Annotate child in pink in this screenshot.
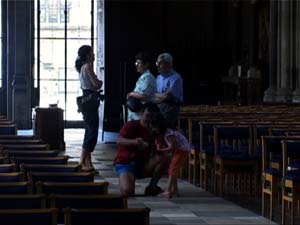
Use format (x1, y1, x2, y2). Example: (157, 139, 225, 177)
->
(150, 113, 191, 198)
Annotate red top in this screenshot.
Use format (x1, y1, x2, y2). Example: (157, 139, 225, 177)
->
(114, 120, 154, 164)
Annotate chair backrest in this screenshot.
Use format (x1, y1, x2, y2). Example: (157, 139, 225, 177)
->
(0, 135, 36, 140)
(0, 156, 9, 164)
(50, 194, 127, 209)
(214, 125, 253, 155)
(0, 194, 46, 209)
(261, 136, 300, 171)
(51, 194, 127, 224)
(0, 164, 17, 173)
(20, 164, 81, 174)
(0, 172, 25, 182)
(0, 124, 17, 135)
(13, 156, 69, 165)
(282, 140, 300, 175)
(0, 182, 32, 194)
(0, 208, 57, 225)
(64, 208, 150, 225)
(0, 139, 44, 145)
(6, 151, 58, 158)
(29, 172, 94, 184)
(2, 144, 49, 151)
(199, 122, 215, 151)
(36, 181, 109, 195)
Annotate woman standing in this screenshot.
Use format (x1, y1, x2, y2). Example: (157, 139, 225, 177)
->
(127, 52, 156, 121)
(75, 45, 103, 171)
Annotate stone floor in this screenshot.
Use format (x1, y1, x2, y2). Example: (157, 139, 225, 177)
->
(19, 129, 278, 225)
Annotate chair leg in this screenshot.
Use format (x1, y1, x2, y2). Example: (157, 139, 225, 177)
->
(262, 190, 265, 217)
(219, 166, 224, 196)
(291, 199, 295, 225)
(193, 163, 196, 185)
(282, 197, 285, 225)
(188, 163, 192, 183)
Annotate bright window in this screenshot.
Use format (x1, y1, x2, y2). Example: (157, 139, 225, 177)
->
(34, 0, 103, 122)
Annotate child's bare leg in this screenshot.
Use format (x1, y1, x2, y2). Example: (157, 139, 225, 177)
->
(167, 176, 173, 192)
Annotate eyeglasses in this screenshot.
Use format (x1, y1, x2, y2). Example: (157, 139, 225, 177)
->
(156, 61, 164, 67)
(135, 61, 143, 66)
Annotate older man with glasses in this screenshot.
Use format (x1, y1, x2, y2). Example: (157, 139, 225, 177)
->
(154, 53, 183, 129)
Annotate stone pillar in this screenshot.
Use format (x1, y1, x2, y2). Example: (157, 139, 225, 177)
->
(6, 0, 15, 120)
(263, 0, 277, 102)
(275, 1, 293, 102)
(8, 0, 33, 128)
(0, 1, 8, 117)
(292, 2, 300, 102)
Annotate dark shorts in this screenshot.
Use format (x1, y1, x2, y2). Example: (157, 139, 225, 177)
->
(114, 162, 145, 179)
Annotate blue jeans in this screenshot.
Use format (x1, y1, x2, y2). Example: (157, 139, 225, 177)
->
(82, 90, 100, 152)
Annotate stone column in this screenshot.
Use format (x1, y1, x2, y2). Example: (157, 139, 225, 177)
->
(0, 0, 8, 117)
(6, 0, 15, 120)
(275, 0, 293, 102)
(9, 0, 33, 128)
(263, 0, 277, 102)
(292, 2, 300, 102)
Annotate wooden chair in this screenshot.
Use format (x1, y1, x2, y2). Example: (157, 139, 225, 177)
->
(0, 164, 17, 173)
(12, 156, 69, 165)
(0, 156, 9, 164)
(0, 139, 44, 145)
(0, 172, 25, 182)
(0, 135, 36, 140)
(5, 150, 59, 158)
(20, 164, 81, 174)
(198, 122, 216, 190)
(50, 194, 127, 209)
(281, 140, 300, 225)
(261, 136, 300, 220)
(29, 172, 94, 184)
(2, 144, 49, 151)
(36, 181, 109, 195)
(213, 125, 257, 197)
(188, 149, 199, 185)
(50, 194, 127, 224)
(0, 208, 58, 225)
(0, 182, 32, 194)
(0, 194, 46, 209)
(64, 208, 150, 225)
(0, 124, 17, 135)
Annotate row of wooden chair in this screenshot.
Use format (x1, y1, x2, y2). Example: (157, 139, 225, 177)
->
(261, 136, 300, 225)
(179, 105, 300, 225)
(0, 116, 152, 225)
(0, 181, 109, 195)
(0, 207, 151, 225)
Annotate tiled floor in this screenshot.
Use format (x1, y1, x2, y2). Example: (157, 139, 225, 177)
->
(19, 129, 278, 225)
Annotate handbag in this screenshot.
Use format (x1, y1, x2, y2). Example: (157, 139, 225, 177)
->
(76, 93, 98, 113)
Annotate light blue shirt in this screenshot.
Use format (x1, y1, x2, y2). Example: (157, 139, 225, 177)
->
(133, 69, 156, 102)
(127, 70, 156, 121)
(156, 69, 183, 103)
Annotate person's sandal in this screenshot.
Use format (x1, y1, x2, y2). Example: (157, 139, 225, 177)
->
(158, 191, 180, 198)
